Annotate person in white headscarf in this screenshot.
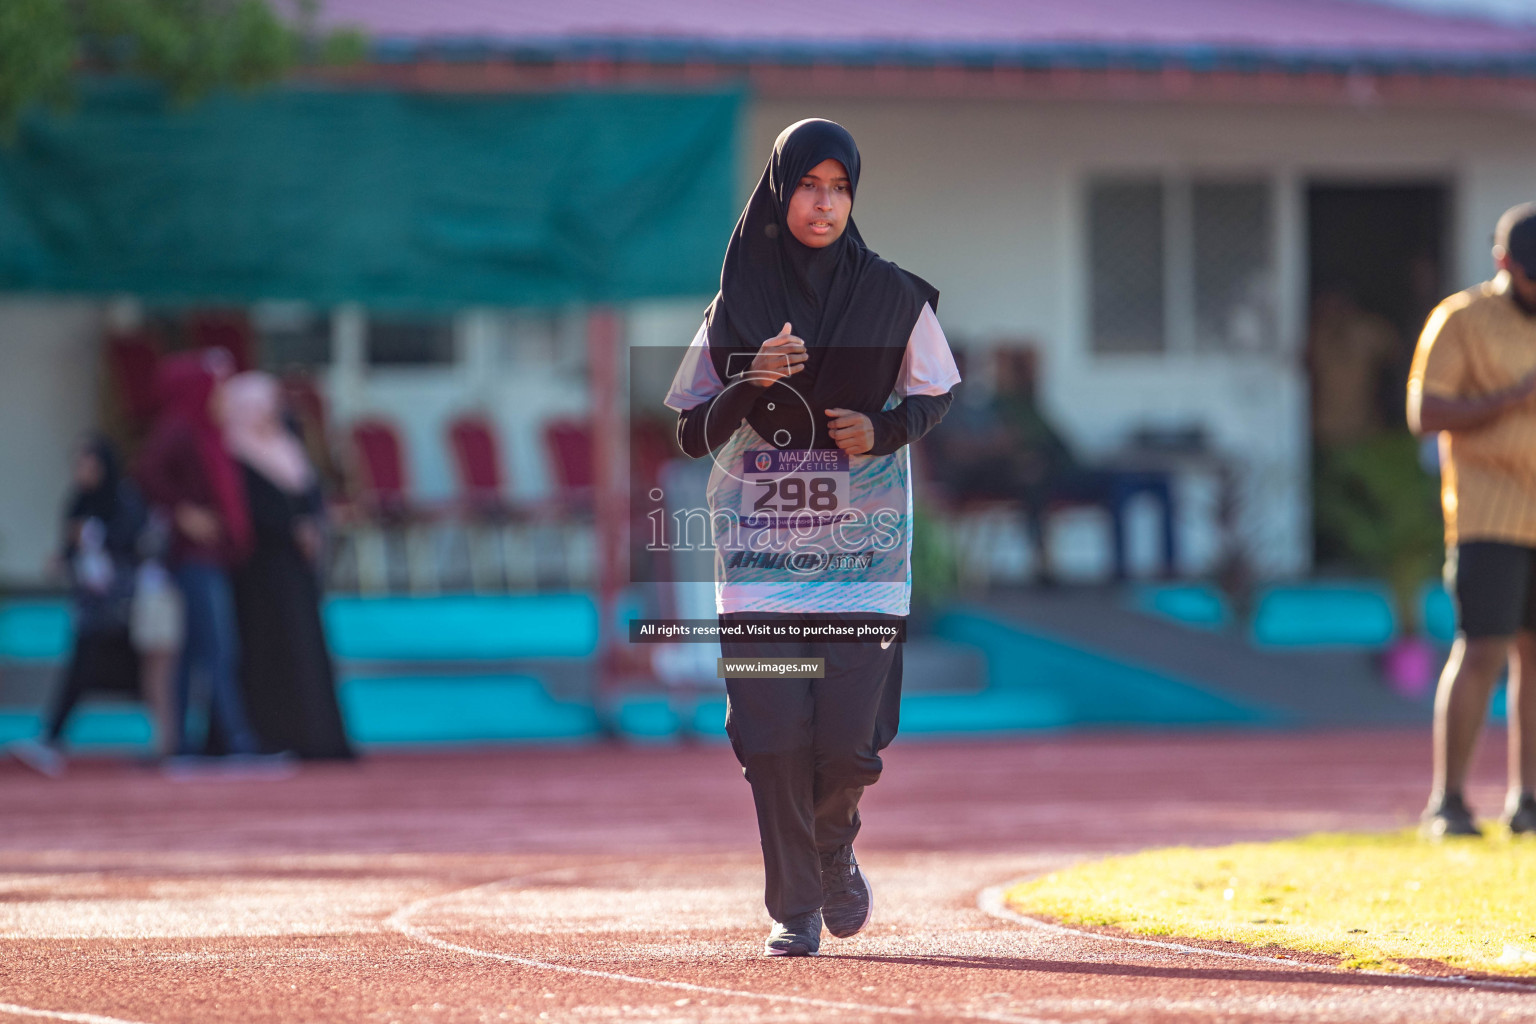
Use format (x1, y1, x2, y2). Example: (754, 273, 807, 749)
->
(224, 372, 354, 760)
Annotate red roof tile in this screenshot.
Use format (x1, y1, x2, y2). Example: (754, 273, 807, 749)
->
(313, 0, 1536, 64)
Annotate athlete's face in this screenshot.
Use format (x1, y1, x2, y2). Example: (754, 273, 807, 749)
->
(785, 158, 851, 249)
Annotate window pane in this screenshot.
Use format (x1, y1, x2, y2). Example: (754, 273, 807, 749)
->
(367, 315, 455, 366)
(493, 309, 563, 364)
(1192, 181, 1273, 352)
(254, 304, 332, 369)
(1089, 180, 1165, 354)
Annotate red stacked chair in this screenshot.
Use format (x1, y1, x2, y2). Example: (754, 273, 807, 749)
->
(542, 418, 595, 517)
(350, 420, 411, 522)
(446, 414, 534, 591)
(541, 419, 598, 586)
(347, 418, 440, 593)
(447, 415, 508, 519)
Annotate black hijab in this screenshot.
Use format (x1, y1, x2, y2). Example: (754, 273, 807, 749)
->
(705, 119, 938, 451)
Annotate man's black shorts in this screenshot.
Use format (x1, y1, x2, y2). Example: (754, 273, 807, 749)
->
(1447, 541, 1536, 638)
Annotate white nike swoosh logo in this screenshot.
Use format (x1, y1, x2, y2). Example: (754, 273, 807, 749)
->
(880, 636, 894, 649)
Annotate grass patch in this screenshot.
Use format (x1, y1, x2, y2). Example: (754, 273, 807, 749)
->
(1006, 830, 1536, 976)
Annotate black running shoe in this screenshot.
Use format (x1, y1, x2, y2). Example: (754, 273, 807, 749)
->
(1504, 792, 1536, 834)
(764, 911, 822, 957)
(820, 845, 873, 938)
(1422, 791, 1482, 838)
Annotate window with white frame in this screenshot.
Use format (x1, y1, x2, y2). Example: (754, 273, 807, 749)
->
(490, 309, 566, 365)
(253, 303, 332, 369)
(1088, 175, 1275, 355)
(1088, 180, 1165, 354)
(489, 307, 589, 380)
(1191, 181, 1274, 352)
(365, 314, 457, 366)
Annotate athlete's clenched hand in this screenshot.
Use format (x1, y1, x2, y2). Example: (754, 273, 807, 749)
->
(824, 407, 874, 455)
(748, 323, 807, 387)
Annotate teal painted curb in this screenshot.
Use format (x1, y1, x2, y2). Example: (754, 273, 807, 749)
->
(0, 602, 73, 662)
(1132, 584, 1231, 632)
(339, 675, 600, 746)
(1251, 583, 1397, 649)
(326, 594, 599, 660)
(1421, 583, 1455, 645)
(937, 607, 1282, 727)
(612, 697, 684, 744)
(0, 594, 603, 663)
(0, 708, 151, 749)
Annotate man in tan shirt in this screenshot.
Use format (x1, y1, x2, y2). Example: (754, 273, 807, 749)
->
(1407, 202, 1536, 837)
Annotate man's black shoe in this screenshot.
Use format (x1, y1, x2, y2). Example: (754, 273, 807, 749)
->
(1504, 792, 1536, 834)
(820, 845, 873, 939)
(1422, 791, 1482, 838)
(764, 911, 822, 956)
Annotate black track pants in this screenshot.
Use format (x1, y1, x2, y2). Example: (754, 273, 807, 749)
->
(720, 612, 903, 922)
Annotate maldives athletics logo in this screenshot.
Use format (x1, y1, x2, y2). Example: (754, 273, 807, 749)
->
(754, 451, 774, 473)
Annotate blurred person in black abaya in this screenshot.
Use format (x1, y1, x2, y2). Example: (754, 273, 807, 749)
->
(8, 436, 148, 776)
(222, 372, 354, 760)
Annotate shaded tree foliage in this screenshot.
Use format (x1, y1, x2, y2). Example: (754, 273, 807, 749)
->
(0, 0, 365, 132)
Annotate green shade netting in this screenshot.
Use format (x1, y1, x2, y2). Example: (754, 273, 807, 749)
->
(0, 84, 739, 308)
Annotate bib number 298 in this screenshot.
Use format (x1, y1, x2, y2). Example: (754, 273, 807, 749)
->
(739, 450, 850, 522)
(753, 476, 839, 512)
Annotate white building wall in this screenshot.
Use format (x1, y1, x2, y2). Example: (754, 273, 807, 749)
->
(1460, 150, 1536, 291)
(0, 300, 103, 584)
(750, 98, 1536, 576)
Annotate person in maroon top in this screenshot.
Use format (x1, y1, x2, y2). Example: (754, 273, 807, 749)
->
(136, 351, 262, 757)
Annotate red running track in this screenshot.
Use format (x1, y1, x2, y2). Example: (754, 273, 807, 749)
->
(0, 729, 1531, 1023)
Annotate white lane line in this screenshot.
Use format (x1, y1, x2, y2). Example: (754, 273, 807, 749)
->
(0, 1004, 156, 1024)
(978, 880, 1536, 995)
(385, 873, 1065, 1024)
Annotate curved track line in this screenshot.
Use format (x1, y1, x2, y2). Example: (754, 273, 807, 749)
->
(0, 1003, 156, 1024)
(384, 872, 1062, 1024)
(977, 880, 1536, 995)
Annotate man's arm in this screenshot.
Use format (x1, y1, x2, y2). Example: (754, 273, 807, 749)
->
(1402, 297, 1534, 435)
(1409, 373, 1536, 435)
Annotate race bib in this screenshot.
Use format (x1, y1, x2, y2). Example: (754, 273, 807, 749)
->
(739, 449, 852, 527)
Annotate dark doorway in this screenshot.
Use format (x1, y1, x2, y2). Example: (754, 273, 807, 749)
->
(1308, 183, 1448, 346)
(1306, 182, 1449, 567)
